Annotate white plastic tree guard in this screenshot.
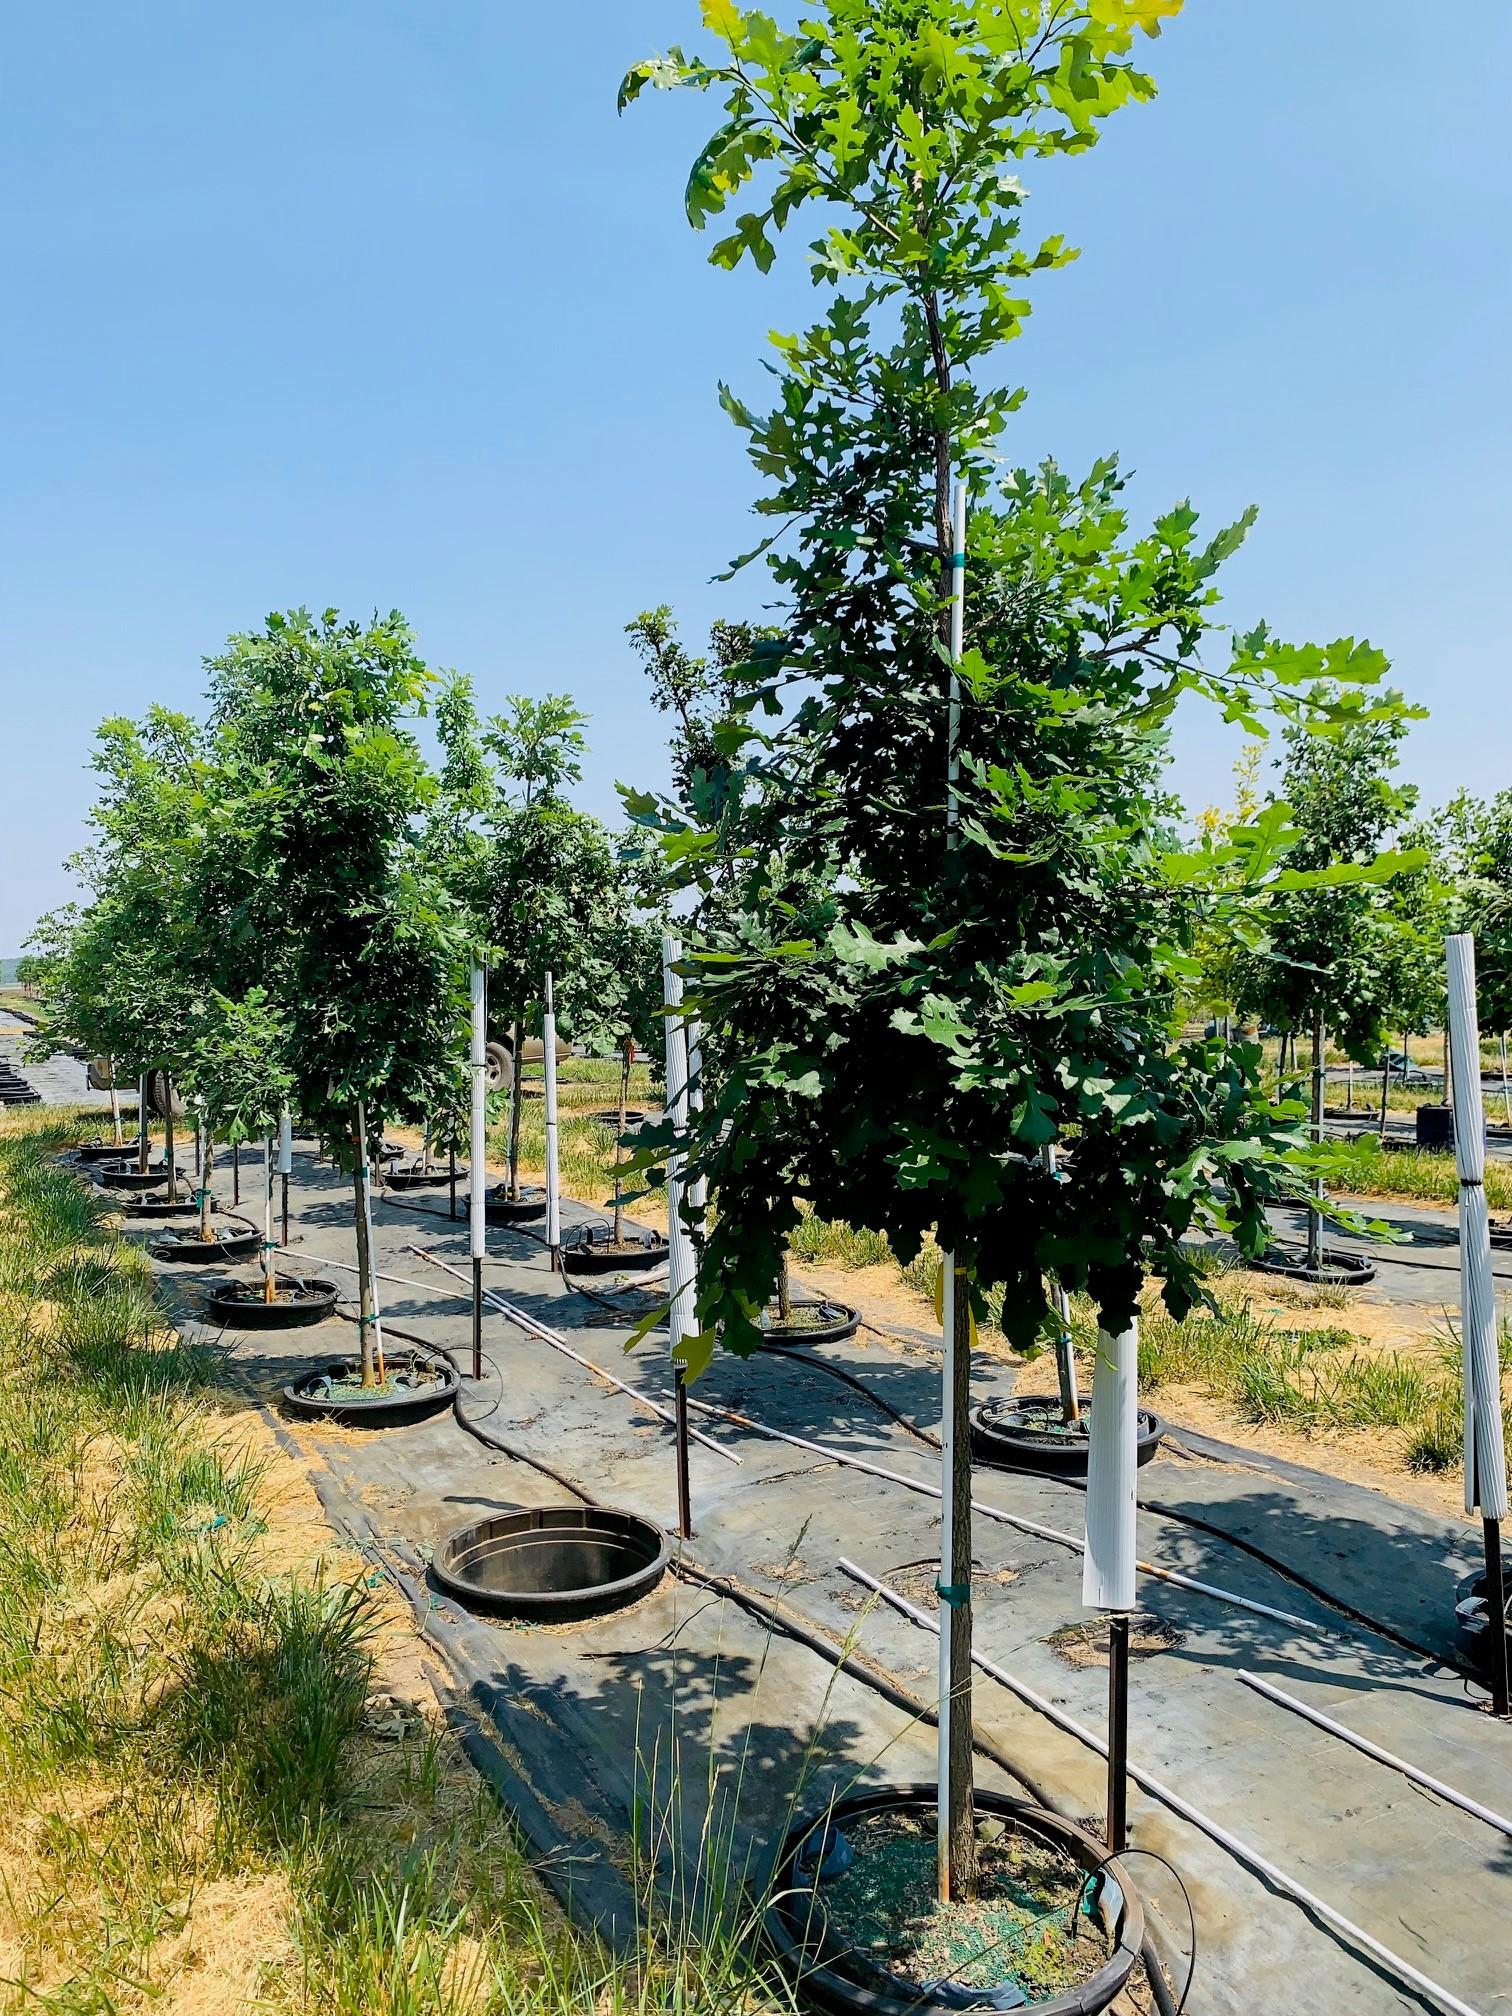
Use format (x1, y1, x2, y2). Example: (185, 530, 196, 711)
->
(1083, 1322, 1140, 1612)
(1446, 936, 1509, 1523)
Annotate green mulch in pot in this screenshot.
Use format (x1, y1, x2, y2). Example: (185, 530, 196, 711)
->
(817, 1809, 1109, 1999)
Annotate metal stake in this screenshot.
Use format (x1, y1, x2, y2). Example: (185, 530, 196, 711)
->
(675, 1365, 694, 1539)
(1484, 1514, 1510, 1718)
(1107, 1612, 1131, 1853)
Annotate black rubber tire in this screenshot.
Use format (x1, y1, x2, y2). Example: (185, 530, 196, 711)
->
(204, 1279, 339, 1329)
(971, 1396, 1165, 1477)
(146, 1069, 186, 1121)
(764, 1782, 1143, 2016)
(281, 1350, 459, 1427)
(759, 1300, 863, 1348)
(1456, 1570, 1511, 1678)
(150, 1229, 262, 1264)
(485, 1187, 546, 1226)
(433, 1504, 670, 1623)
(1251, 1245, 1377, 1287)
(563, 1233, 670, 1276)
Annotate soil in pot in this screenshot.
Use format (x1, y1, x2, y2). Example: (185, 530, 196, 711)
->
(150, 1229, 261, 1264)
(381, 1163, 447, 1191)
(972, 1396, 1164, 1476)
(759, 1299, 861, 1347)
(283, 1350, 458, 1427)
(204, 1277, 339, 1329)
(564, 1229, 670, 1276)
(485, 1185, 546, 1225)
(805, 1808, 1110, 2005)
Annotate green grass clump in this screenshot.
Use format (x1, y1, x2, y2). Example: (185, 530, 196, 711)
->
(0, 1108, 795, 2014)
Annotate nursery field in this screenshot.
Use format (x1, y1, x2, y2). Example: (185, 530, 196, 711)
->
(16, 1103, 1510, 2016)
(478, 1060, 1512, 1525)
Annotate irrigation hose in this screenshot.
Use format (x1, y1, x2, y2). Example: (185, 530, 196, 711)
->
(323, 1324, 1191, 2016)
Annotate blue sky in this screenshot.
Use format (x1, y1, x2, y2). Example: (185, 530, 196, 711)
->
(4, 2, 1509, 951)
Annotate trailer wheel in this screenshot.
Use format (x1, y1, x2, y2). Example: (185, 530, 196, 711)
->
(484, 1041, 511, 1093)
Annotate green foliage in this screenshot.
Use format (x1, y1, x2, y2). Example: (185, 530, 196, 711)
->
(1234, 707, 1427, 1057)
(180, 987, 296, 1148)
(623, 3, 1416, 1374)
(204, 608, 477, 1153)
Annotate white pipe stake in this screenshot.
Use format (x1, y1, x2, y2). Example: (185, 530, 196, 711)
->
(685, 1008, 707, 1218)
(1083, 1322, 1139, 1611)
(1447, 935, 1508, 1519)
(543, 970, 561, 1258)
(842, 1561, 1489, 2016)
(469, 963, 487, 1264)
(1236, 1670, 1512, 1840)
(405, 1245, 738, 1462)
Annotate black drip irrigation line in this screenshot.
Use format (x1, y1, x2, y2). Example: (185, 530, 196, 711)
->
(327, 1304, 1182, 2014)
(820, 1321, 1482, 1684)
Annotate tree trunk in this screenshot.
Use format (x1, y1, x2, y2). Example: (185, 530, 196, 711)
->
(1306, 1012, 1325, 1273)
(1054, 1281, 1080, 1425)
(138, 1073, 150, 1172)
(939, 1258, 977, 1901)
(353, 1104, 380, 1387)
(1379, 1059, 1390, 1137)
(1443, 1026, 1453, 1110)
(108, 1058, 121, 1145)
(1502, 1033, 1510, 1128)
(164, 1082, 177, 1204)
(777, 1252, 793, 1324)
(507, 1024, 525, 1199)
(199, 1130, 215, 1242)
(263, 1136, 277, 1304)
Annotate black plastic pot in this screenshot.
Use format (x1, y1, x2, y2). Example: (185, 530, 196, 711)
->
(563, 1227, 670, 1276)
(1251, 1245, 1376, 1287)
(149, 1228, 262, 1264)
(74, 1139, 146, 1163)
(433, 1504, 669, 1623)
(485, 1185, 546, 1226)
(204, 1277, 339, 1329)
(590, 1108, 648, 1131)
(97, 1162, 186, 1192)
(971, 1395, 1165, 1478)
(282, 1349, 459, 1427)
(760, 1300, 862, 1348)
(1455, 1570, 1512, 1678)
(1417, 1103, 1456, 1150)
(118, 1194, 218, 1220)
(381, 1163, 447, 1191)
(766, 1783, 1143, 2016)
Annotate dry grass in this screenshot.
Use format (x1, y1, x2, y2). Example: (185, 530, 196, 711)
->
(0, 1107, 792, 2016)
